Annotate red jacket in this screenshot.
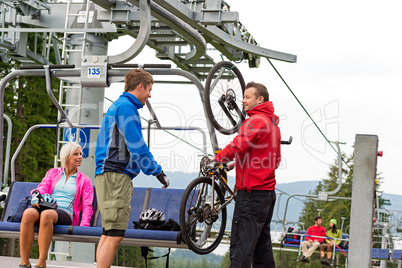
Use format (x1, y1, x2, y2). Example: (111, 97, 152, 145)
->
(306, 225, 326, 243)
(214, 101, 281, 192)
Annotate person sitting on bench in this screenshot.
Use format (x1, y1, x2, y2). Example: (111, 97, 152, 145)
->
(19, 142, 94, 268)
(320, 218, 342, 265)
(300, 216, 326, 263)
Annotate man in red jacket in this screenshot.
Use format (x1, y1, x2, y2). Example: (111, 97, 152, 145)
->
(214, 82, 281, 267)
(300, 216, 326, 263)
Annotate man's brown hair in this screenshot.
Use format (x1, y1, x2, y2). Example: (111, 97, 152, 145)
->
(246, 81, 269, 102)
(124, 69, 154, 92)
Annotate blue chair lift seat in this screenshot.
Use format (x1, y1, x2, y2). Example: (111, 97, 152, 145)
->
(0, 182, 188, 249)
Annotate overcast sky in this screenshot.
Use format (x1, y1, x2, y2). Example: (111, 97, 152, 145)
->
(107, 0, 402, 195)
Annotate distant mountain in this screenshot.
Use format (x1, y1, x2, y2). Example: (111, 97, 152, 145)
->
(382, 193, 402, 211)
(274, 181, 320, 225)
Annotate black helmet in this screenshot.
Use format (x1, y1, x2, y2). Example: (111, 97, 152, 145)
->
(140, 208, 166, 223)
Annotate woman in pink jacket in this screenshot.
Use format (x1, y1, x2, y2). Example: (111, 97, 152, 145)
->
(19, 142, 94, 268)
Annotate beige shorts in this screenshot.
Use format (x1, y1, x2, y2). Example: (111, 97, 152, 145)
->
(95, 172, 133, 231)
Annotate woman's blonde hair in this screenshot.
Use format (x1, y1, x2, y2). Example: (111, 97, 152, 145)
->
(60, 142, 82, 167)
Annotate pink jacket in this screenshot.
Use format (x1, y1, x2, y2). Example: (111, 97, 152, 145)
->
(31, 168, 94, 226)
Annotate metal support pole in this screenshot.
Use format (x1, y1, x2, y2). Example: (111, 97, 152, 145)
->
(348, 134, 379, 267)
(66, 33, 107, 180)
(341, 217, 347, 234)
(2, 114, 12, 188)
(380, 225, 387, 268)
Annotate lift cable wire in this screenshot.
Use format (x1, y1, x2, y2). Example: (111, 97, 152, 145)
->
(266, 58, 351, 169)
(145, 120, 212, 156)
(104, 97, 212, 156)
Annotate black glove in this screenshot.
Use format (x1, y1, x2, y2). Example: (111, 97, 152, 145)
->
(156, 170, 170, 188)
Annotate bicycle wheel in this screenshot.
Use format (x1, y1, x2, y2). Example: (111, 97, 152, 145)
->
(205, 61, 246, 135)
(180, 176, 227, 255)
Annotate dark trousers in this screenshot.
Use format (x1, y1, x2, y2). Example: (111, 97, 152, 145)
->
(229, 190, 276, 268)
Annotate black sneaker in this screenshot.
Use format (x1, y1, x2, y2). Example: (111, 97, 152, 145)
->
(320, 258, 331, 265)
(300, 256, 309, 263)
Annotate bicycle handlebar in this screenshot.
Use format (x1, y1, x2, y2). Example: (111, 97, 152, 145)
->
(281, 136, 293, 145)
(201, 134, 292, 175)
(225, 161, 235, 171)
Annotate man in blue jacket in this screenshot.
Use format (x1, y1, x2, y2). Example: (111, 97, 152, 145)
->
(95, 69, 170, 268)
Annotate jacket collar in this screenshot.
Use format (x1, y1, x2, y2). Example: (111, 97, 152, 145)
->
(247, 101, 280, 125)
(122, 92, 143, 109)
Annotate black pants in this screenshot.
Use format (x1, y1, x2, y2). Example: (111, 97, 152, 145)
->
(230, 190, 276, 268)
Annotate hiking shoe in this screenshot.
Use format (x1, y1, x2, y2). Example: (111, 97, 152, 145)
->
(320, 258, 331, 265)
(300, 255, 309, 263)
(19, 264, 32, 268)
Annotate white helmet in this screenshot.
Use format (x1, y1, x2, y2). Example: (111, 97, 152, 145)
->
(140, 208, 166, 223)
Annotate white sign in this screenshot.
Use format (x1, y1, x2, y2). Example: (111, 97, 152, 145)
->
(87, 67, 101, 78)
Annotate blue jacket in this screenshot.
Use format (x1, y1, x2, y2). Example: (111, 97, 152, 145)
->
(95, 92, 162, 178)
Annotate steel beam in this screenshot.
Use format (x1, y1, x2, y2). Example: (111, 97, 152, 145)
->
(153, 0, 297, 63)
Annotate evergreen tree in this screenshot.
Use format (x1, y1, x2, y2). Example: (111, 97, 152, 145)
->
(298, 151, 390, 235)
(1, 52, 59, 184)
(295, 151, 390, 266)
(115, 246, 145, 267)
(1, 32, 66, 184)
(0, 34, 62, 258)
(5, 74, 59, 182)
(219, 249, 230, 268)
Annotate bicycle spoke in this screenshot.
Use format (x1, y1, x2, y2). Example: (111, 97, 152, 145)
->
(209, 68, 226, 94)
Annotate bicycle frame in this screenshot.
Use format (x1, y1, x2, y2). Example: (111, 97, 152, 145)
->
(207, 161, 236, 214)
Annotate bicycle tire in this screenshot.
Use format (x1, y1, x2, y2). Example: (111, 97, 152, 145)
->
(205, 61, 246, 135)
(179, 176, 227, 255)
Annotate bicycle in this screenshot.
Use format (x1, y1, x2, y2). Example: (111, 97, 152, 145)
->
(179, 62, 245, 254)
(179, 136, 293, 255)
(179, 156, 235, 255)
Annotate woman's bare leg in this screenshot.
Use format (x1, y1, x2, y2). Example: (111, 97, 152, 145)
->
(36, 210, 58, 267)
(20, 208, 40, 265)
